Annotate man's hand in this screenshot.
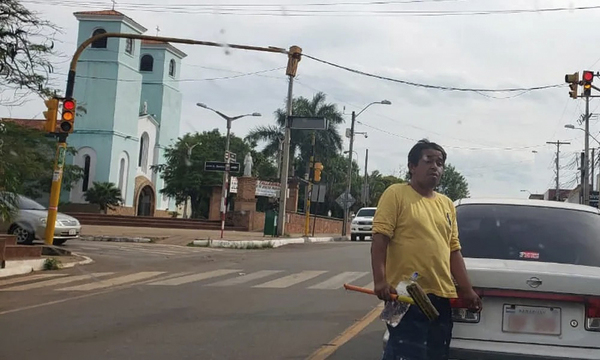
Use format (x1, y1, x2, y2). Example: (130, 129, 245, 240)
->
(374, 281, 398, 301)
(458, 287, 482, 312)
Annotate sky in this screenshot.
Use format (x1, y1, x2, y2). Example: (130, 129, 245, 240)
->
(3, 0, 600, 199)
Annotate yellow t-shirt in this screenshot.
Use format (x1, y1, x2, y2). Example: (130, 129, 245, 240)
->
(372, 183, 461, 299)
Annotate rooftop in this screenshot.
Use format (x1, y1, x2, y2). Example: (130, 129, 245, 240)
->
(73, 9, 147, 33)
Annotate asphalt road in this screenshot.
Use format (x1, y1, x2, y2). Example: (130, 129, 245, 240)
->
(0, 240, 383, 360)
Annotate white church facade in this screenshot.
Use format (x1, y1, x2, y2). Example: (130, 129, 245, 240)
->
(61, 10, 187, 216)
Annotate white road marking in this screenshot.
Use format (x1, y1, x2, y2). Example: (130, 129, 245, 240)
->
(0, 273, 114, 291)
(206, 270, 284, 287)
(56, 271, 165, 291)
(146, 269, 241, 286)
(0, 273, 66, 287)
(308, 271, 370, 290)
(253, 270, 328, 289)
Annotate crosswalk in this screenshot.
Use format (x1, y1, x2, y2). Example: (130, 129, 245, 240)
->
(0, 268, 375, 293)
(71, 241, 222, 258)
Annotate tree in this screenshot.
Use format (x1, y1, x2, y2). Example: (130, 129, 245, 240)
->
(153, 129, 277, 219)
(367, 170, 405, 206)
(83, 182, 123, 214)
(1, 0, 61, 106)
(437, 164, 470, 201)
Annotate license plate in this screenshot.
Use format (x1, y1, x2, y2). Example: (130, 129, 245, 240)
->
(502, 304, 561, 336)
(68, 229, 77, 236)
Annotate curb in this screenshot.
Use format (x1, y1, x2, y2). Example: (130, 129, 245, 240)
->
(192, 236, 347, 249)
(0, 253, 94, 279)
(80, 235, 152, 243)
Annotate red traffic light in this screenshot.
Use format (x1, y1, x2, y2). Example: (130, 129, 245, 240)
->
(63, 100, 75, 110)
(583, 71, 594, 82)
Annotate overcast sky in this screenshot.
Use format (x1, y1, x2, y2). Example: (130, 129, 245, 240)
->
(4, 0, 600, 199)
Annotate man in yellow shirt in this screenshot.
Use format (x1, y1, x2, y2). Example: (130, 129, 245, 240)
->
(371, 139, 481, 360)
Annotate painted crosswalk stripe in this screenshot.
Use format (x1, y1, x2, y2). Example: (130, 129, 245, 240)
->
(206, 270, 284, 287)
(308, 272, 369, 290)
(146, 269, 241, 286)
(0, 273, 66, 287)
(0, 273, 114, 291)
(56, 271, 165, 291)
(114, 247, 183, 256)
(253, 270, 328, 289)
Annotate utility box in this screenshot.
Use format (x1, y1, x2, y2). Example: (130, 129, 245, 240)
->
(264, 210, 278, 237)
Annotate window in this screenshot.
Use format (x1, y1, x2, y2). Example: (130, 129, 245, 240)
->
(17, 196, 46, 211)
(138, 132, 150, 172)
(125, 38, 133, 55)
(118, 158, 126, 192)
(140, 55, 153, 72)
(169, 59, 176, 77)
(82, 155, 91, 191)
(356, 208, 376, 217)
(91, 29, 107, 49)
(456, 204, 600, 268)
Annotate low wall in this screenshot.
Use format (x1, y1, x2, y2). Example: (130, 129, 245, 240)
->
(58, 204, 171, 217)
(228, 210, 348, 235)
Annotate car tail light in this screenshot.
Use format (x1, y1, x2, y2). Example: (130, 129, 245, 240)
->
(585, 298, 600, 332)
(450, 297, 480, 323)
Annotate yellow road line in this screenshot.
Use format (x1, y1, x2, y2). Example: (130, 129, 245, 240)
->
(306, 303, 384, 360)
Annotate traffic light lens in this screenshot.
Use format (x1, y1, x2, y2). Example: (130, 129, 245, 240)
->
(584, 72, 594, 81)
(63, 112, 74, 121)
(59, 122, 72, 132)
(63, 100, 75, 110)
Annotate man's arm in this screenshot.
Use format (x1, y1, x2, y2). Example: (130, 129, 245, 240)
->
(371, 233, 396, 301)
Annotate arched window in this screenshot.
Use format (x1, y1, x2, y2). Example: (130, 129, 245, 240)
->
(140, 55, 153, 72)
(169, 59, 176, 77)
(82, 155, 91, 191)
(118, 158, 126, 192)
(138, 132, 150, 172)
(125, 38, 134, 55)
(91, 29, 107, 49)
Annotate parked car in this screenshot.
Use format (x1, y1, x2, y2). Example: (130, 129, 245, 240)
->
(0, 194, 81, 245)
(351, 207, 376, 241)
(383, 198, 600, 359)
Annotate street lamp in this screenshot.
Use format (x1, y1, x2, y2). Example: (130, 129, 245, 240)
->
(196, 103, 261, 238)
(343, 100, 391, 237)
(565, 124, 600, 145)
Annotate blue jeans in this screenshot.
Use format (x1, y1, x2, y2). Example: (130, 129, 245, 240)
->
(382, 294, 453, 360)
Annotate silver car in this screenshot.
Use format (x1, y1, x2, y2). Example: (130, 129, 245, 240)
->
(1, 195, 81, 246)
(383, 198, 600, 359)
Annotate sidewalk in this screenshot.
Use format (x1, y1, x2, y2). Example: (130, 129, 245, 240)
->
(0, 254, 93, 279)
(80, 225, 347, 247)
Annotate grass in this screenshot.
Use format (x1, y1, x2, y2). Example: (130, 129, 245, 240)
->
(43, 257, 62, 271)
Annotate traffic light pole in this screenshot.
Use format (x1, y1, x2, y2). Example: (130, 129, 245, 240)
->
(44, 134, 68, 245)
(584, 95, 591, 206)
(342, 111, 356, 237)
(304, 131, 316, 237)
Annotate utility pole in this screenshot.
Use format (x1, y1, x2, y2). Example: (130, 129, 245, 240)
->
(592, 148, 596, 192)
(277, 46, 302, 237)
(362, 149, 369, 206)
(584, 95, 591, 205)
(547, 140, 570, 201)
(343, 111, 356, 237)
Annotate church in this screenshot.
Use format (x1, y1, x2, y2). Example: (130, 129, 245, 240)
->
(61, 10, 187, 217)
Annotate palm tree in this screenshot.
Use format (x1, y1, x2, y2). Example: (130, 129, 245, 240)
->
(246, 92, 344, 177)
(84, 182, 123, 214)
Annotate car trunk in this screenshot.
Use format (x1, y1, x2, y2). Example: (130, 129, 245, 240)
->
(452, 258, 600, 349)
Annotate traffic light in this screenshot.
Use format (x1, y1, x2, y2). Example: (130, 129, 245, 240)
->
(565, 72, 579, 99)
(313, 162, 323, 182)
(43, 98, 59, 133)
(58, 98, 76, 134)
(583, 70, 594, 97)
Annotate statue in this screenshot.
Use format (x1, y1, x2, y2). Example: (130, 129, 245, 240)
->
(142, 101, 148, 115)
(243, 153, 253, 177)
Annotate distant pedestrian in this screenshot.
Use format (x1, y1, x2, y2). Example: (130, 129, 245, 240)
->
(371, 139, 481, 360)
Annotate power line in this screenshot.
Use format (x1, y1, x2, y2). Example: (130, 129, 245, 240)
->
(302, 54, 562, 93)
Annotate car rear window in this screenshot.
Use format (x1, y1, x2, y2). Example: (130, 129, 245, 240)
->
(357, 209, 376, 217)
(456, 204, 600, 267)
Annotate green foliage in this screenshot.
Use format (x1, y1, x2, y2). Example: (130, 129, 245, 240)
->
(83, 182, 123, 214)
(367, 170, 405, 206)
(43, 257, 62, 270)
(437, 164, 470, 201)
(0, 121, 83, 221)
(152, 129, 277, 219)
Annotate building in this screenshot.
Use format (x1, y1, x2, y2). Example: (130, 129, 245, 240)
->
(60, 10, 187, 216)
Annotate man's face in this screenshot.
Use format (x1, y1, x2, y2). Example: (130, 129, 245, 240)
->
(409, 149, 445, 188)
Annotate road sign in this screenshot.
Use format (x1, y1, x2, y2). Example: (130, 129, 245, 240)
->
(336, 191, 355, 209)
(289, 116, 327, 130)
(204, 161, 240, 172)
(591, 191, 599, 208)
(310, 184, 327, 203)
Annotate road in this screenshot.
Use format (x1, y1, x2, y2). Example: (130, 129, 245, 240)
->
(0, 239, 384, 360)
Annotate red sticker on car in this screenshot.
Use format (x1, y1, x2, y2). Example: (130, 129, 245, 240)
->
(519, 251, 540, 259)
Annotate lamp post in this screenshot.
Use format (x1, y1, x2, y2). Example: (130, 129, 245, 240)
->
(196, 103, 261, 238)
(565, 124, 600, 203)
(342, 100, 391, 237)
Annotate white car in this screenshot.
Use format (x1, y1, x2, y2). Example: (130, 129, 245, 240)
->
(383, 198, 600, 359)
(351, 207, 376, 241)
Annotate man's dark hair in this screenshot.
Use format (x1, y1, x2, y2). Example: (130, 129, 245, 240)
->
(407, 139, 447, 178)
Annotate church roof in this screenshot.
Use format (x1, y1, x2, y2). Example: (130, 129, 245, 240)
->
(1, 118, 45, 131)
(141, 39, 187, 59)
(74, 9, 147, 33)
